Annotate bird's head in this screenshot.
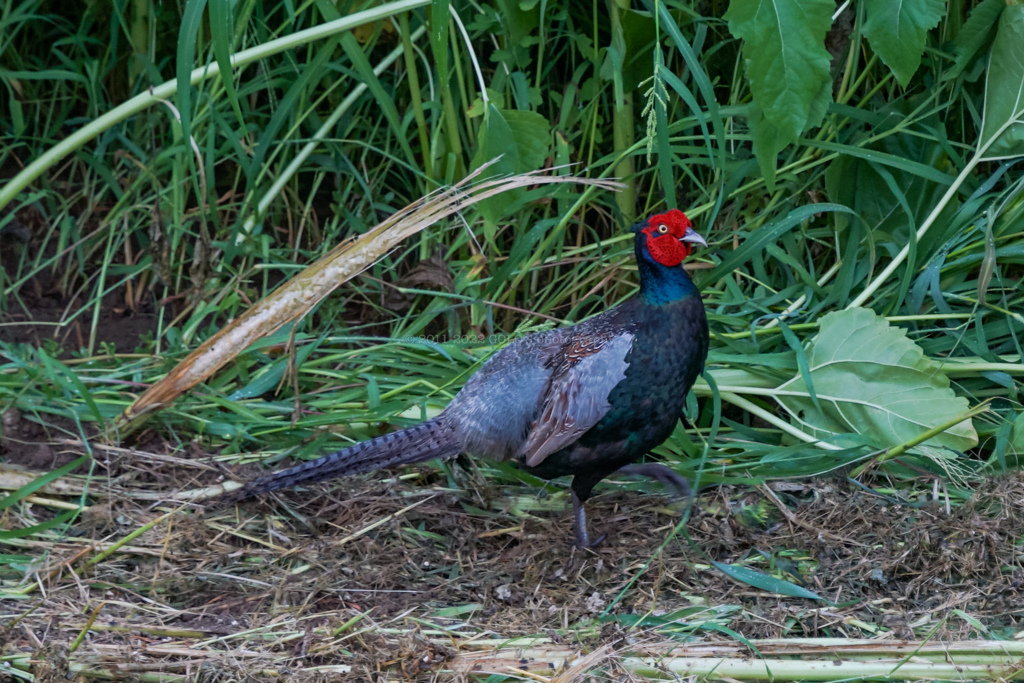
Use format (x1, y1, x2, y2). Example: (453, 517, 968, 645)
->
(630, 209, 706, 267)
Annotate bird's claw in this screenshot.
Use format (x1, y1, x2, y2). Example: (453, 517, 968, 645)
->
(574, 529, 607, 550)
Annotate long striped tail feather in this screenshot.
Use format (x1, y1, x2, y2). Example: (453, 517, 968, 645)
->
(214, 418, 459, 505)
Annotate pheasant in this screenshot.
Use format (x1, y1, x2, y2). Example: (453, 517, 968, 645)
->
(218, 210, 709, 548)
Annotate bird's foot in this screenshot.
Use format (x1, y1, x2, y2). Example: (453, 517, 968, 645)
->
(616, 463, 692, 502)
(575, 529, 608, 550)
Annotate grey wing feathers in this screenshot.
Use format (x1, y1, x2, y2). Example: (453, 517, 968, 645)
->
(520, 332, 633, 467)
(444, 327, 634, 466)
(445, 331, 563, 461)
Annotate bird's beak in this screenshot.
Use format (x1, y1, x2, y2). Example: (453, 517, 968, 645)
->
(680, 226, 707, 248)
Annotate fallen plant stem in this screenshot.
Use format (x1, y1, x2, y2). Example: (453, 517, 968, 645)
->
(67, 601, 106, 654)
(82, 510, 177, 570)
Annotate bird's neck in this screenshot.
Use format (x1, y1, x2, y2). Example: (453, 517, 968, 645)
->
(637, 255, 699, 306)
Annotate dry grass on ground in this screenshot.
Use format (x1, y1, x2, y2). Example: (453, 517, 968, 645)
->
(3, 444, 1024, 681)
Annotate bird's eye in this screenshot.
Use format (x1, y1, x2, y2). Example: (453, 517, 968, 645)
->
(657, 224, 668, 234)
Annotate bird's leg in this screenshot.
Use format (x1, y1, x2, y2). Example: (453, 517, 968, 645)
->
(571, 489, 590, 549)
(616, 463, 692, 502)
(571, 489, 606, 549)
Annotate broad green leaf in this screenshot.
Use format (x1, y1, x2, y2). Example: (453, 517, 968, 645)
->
(725, 0, 833, 143)
(805, 74, 831, 131)
(597, 6, 659, 93)
(619, 8, 657, 91)
(711, 561, 823, 601)
(469, 104, 551, 224)
(862, 0, 944, 88)
(775, 308, 978, 452)
(980, 5, 1024, 159)
(748, 77, 827, 190)
(495, 0, 539, 69)
(469, 105, 549, 175)
(948, 0, 1004, 80)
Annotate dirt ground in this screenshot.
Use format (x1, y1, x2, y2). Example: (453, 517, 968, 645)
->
(3, 427, 1024, 680)
(0, 206, 162, 355)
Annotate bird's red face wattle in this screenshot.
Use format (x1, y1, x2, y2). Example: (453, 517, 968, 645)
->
(641, 209, 705, 267)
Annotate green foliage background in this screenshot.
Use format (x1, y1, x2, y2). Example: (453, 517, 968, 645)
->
(1, 0, 1024, 498)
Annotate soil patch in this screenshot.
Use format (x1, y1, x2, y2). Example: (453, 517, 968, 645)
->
(1, 205, 161, 355)
(0, 409, 91, 472)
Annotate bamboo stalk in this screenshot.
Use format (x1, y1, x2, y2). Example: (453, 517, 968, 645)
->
(9, 636, 1024, 681)
(448, 638, 1024, 679)
(621, 655, 1023, 680)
